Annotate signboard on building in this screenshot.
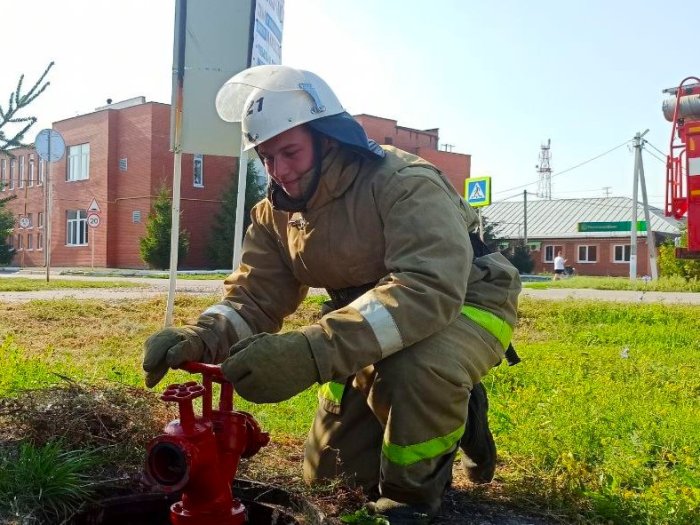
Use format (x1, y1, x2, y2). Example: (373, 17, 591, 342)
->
(250, 0, 284, 66)
(171, 0, 285, 157)
(465, 176, 491, 207)
(577, 221, 647, 233)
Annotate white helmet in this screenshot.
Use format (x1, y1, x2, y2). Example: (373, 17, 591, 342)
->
(216, 65, 345, 150)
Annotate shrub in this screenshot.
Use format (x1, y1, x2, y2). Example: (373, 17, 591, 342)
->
(139, 187, 190, 270)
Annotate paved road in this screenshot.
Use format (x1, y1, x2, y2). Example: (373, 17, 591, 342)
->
(1, 272, 699, 304)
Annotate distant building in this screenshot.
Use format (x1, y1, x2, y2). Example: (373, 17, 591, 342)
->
(1, 97, 237, 269)
(354, 114, 471, 193)
(482, 197, 681, 277)
(1, 107, 469, 270)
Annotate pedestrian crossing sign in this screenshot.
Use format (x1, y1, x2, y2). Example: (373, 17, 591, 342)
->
(465, 177, 491, 207)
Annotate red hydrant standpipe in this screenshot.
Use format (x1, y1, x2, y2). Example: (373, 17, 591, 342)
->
(146, 362, 270, 525)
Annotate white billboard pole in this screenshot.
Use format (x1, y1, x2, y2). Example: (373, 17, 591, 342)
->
(232, 149, 248, 270)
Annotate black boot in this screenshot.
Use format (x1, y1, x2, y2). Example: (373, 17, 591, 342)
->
(459, 382, 496, 484)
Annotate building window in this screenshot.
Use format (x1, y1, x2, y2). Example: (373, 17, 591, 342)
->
(16, 233, 23, 251)
(37, 231, 44, 250)
(38, 159, 45, 185)
(29, 155, 35, 186)
(26, 234, 33, 250)
(9, 159, 15, 190)
(66, 209, 88, 246)
(119, 158, 128, 172)
(26, 213, 33, 228)
(578, 245, 598, 263)
(67, 143, 90, 181)
(193, 154, 204, 187)
(544, 245, 563, 263)
(132, 210, 141, 223)
(38, 212, 44, 228)
(1, 158, 5, 191)
(613, 244, 631, 262)
(18, 156, 25, 188)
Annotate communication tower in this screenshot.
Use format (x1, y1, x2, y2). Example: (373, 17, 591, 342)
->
(536, 139, 552, 199)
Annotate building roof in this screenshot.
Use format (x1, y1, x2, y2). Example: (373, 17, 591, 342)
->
(481, 197, 681, 239)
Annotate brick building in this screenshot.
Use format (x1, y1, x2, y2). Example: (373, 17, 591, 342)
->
(1, 107, 470, 270)
(354, 114, 471, 192)
(482, 197, 681, 277)
(1, 97, 237, 269)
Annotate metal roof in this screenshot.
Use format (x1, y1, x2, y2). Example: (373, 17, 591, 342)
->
(480, 197, 681, 239)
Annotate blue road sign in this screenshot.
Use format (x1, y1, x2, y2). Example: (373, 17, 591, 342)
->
(465, 176, 491, 207)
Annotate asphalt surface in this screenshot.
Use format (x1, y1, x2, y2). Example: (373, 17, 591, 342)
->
(1, 270, 699, 304)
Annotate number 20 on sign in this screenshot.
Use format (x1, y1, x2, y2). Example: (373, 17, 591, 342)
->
(87, 214, 101, 228)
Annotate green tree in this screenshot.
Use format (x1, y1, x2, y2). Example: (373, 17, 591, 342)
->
(0, 195, 17, 265)
(504, 241, 535, 274)
(207, 160, 267, 269)
(657, 228, 700, 280)
(139, 187, 190, 270)
(1, 63, 53, 154)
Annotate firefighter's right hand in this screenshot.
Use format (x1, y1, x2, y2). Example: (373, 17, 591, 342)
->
(142, 326, 205, 388)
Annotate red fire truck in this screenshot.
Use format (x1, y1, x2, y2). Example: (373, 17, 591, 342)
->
(663, 77, 700, 257)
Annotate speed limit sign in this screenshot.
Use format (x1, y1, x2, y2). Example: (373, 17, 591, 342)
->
(87, 213, 101, 228)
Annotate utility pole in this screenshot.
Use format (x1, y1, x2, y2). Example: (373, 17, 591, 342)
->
(603, 186, 612, 197)
(536, 139, 552, 199)
(630, 130, 658, 281)
(523, 190, 528, 244)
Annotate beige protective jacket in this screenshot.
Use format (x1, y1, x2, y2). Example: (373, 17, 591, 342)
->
(199, 145, 521, 380)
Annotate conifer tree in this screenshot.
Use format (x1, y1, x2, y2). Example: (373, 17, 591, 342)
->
(0, 195, 17, 265)
(1, 62, 54, 153)
(0, 63, 52, 264)
(139, 187, 190, 270)
(207, 160, 266, 269)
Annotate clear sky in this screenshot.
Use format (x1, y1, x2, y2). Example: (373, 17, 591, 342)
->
(2, 0, 695, 209)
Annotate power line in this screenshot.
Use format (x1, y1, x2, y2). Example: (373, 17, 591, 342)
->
(644, 149, 667, 165)
(643, 140, 668, 159)
(493, 138, 633, 195)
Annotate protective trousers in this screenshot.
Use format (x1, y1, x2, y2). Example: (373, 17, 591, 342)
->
(303, 314, 504, 513)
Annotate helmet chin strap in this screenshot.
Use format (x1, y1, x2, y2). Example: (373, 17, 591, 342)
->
(266, 128, 326, 213)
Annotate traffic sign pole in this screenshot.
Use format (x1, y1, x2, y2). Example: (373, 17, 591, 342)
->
(35, 128, 66, 283)
(46, 143, 52, 282)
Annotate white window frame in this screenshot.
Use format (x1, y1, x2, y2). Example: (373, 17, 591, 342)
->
(577, 244, 598, 263)
(29, 155, 35, 186)
(543, 244, 563, 263)
(37, 231, 44, 251)
(0, 158, 5, 191)
(18, 156, 25, 188)
(16, 233, 23, 251)
(67, 143, 90, 182)
(613, 244, 631, 263)
(38, 211, 44, 228)
(193, 154, 204, 187)
(26, 233, 33, 251)
(9, 159, 15, 190)
(66, 209, 88, 246)
(38, 159, 45, 185)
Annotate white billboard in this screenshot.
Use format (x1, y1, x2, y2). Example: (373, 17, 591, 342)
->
(171, 0, 285, 157)
(251, 0, 285, 66)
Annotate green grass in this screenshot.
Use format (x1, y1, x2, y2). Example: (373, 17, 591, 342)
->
(524, 274, 700, 292)
(0, 277, 139, 291)
(0, 296, 698, 524)
(0, 441, 101, 522)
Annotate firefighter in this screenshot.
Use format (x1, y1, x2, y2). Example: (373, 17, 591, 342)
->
(143, 65, 521, 524)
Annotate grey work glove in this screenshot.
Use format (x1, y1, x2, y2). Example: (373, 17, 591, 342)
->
(221, 331, 320, 404)
(142, 326, 206, 388)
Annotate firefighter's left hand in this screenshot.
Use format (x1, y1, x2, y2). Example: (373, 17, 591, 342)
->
(222, 331, 320, 403)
